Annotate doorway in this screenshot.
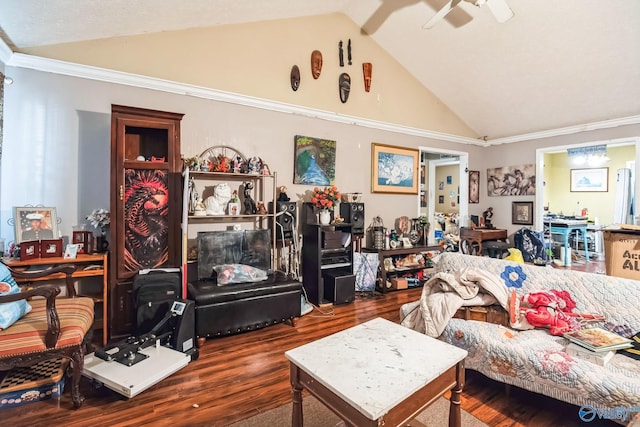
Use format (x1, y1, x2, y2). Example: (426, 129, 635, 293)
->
(535, 137, 640, 230)
(418, 147, 469, 244)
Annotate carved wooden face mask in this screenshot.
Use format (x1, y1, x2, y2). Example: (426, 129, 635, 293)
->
(311, 50, 323, 79)
(290, 65, 300, 91)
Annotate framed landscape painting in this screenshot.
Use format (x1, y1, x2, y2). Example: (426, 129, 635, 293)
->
(570, 168, 608, 192)
(371, 143, 419, 194)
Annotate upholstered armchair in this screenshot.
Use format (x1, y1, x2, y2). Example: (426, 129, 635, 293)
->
(0, 263, 94, 408)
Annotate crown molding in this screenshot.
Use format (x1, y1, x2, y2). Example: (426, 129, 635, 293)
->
(0, 38, 12, 65)
(488, 115, 640, 145)
(6, 52, 638, 145)
(6, 52, 482, 146)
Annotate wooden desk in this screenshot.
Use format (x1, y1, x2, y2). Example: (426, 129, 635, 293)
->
(459, 227, 508, 253)
(286, 318, 467, 427)
(4, 253, 109, 345)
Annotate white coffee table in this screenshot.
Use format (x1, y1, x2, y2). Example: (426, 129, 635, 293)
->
(285, 317, 467, 427)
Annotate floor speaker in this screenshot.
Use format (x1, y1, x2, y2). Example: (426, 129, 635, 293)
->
(340, 202, 365, 235)
(270, 201, 296, 241)
(323, 270, 355, 305)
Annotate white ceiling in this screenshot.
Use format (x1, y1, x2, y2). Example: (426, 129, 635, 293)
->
(1, 0, 639, 139)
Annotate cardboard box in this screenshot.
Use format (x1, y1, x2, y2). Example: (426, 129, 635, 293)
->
(603, 229, 640, 280)
(390, 278, 408, 290)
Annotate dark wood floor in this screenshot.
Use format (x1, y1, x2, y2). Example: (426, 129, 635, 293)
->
(1, 261, 617, 426)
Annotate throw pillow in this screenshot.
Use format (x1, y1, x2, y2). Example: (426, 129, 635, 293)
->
(0, 264, 32, 330)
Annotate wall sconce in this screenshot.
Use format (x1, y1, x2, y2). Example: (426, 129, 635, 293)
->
(3, 76, 13, 85)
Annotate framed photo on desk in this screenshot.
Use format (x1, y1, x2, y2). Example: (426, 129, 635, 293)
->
(512, 201, 534, 225)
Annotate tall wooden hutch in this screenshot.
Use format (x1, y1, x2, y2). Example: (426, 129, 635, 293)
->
(109, 105, 184, 338)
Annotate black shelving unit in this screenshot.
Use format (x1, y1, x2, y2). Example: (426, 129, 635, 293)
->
(302, 223, 354, 305)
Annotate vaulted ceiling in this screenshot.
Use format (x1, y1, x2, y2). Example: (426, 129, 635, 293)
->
(1, 0, 639, 139)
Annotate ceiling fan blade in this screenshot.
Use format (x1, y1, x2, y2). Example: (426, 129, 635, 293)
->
(422, 0, 464, 29)
(485, 0, 514, 23)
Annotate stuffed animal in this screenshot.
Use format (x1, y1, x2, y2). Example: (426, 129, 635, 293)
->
(510, 289, 583, 336)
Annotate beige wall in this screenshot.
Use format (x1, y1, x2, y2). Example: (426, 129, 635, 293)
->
(22, 13, 476, 138)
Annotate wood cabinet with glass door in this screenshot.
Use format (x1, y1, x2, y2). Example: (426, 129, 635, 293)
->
(109, 105, 184, 339)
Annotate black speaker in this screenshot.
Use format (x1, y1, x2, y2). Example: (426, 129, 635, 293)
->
(323, 270, 355, 305)
(270, 201, 296, 241)
(340, 202, 365, 235)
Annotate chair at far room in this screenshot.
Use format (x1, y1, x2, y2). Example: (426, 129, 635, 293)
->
(0, 262, 94, 408)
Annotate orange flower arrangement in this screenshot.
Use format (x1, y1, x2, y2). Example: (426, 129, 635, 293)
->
(311, 186, 341, 211)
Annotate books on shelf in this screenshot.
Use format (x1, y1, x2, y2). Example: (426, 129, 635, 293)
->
(565, 343, 615, 366)
(564, 327, 633, 352)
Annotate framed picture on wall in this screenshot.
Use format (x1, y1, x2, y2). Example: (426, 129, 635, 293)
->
(512, 201, 534, 225)
(468, 170, 480, 203)
(570, 168, 608, 192)
(13, 206, 59, 244)
(371, 143, 419, 194)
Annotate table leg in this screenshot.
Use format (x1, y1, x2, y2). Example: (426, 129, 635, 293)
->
(290, 364, 303, 427)
(448, 361, 465, 427)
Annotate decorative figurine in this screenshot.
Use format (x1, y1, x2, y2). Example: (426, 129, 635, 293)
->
(205, 183, 231, 215)
(339, 40, 344, 67)
(278, 185, 291, 202)
(256, 201, 268, 215)
(483, 207, 494, 228)
(243, 181, 257, 214)
(347, 38, 352, 65)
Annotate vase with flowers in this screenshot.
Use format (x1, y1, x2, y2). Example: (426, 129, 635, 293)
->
(86, 208, 111, 252)
(311, 186, 341, 225)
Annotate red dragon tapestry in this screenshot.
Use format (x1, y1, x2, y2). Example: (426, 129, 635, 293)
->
(123, 169, 170, 272)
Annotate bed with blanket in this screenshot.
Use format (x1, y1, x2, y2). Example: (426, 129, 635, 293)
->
(400, 252, 640, 425)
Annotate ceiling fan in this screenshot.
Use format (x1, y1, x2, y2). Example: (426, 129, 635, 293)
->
(423, 0, 514, 29)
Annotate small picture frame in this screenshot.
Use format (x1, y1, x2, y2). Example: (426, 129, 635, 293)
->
(228, 202, 241, 216)
(41, 239, 63, 258)
(64, 244, 80, 260)
(401, 237, 413, 248)
(512, 201, 534, 225)
(19, 240, 40, 260)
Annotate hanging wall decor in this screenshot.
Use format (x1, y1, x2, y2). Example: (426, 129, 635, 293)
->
(469, 170, 480, 203)
(339, 73, 351, 103)
(371, 143, 419, 194)
(363, 62, 372, 92)
(311, 50, 323, 79)
(347, 39, 352, 65)
(290, 65, 300, 91)
(294, 135, 336, 185)
(339, 40, 344, 67)
(487, 164, 535, 196)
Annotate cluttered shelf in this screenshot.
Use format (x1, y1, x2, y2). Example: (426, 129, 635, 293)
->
(361, 245, 442, 293)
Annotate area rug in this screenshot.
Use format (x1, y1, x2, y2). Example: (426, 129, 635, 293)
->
(228, 395, 487, 427)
